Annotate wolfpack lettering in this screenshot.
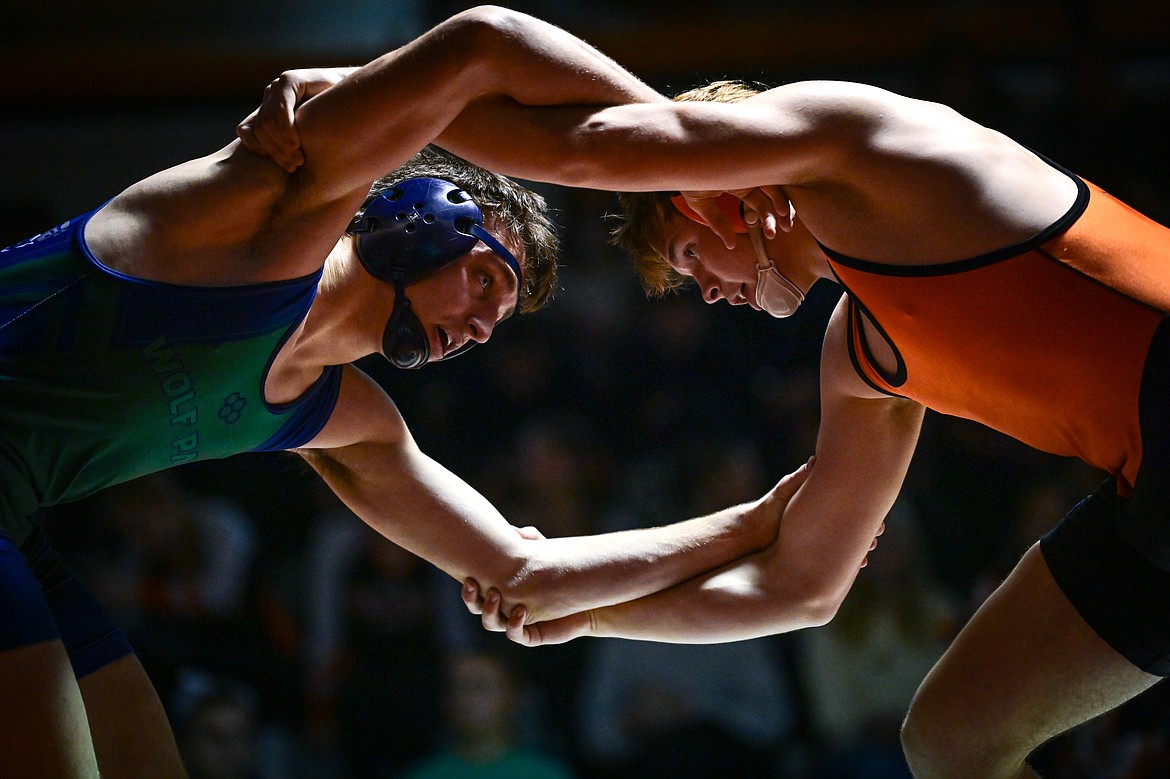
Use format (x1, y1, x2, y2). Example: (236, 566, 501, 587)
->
(2, 220, 71, 254)
(141, 336, 199, 462)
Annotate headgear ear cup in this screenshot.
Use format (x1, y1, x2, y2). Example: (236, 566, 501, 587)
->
(381, 296, 429, 370)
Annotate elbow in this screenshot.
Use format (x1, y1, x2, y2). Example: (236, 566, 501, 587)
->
(548, 115, 644, 190)
(801, 590, 845, 628)
(443, 5, 609, 119)
(450, 4, 529, 26)
(793, 554, 860, 627)
(441, 6, 540, 80)
(766, 571, 851, 630)
(558, 128, 613, 188)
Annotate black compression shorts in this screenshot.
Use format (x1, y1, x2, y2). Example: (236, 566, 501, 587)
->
(0, 524, 132, 678)
(1040, 317, 1170, 676)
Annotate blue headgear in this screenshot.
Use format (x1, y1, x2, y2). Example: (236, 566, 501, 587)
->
(348, 177, 523, 369)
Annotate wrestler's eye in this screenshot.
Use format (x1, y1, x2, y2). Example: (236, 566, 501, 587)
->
(676, 244, 699, 271)
(478, 272, 491, 291)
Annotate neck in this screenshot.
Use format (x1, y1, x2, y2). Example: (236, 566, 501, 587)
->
(767, 218, 834, 290)
(299, 240, 391, 364)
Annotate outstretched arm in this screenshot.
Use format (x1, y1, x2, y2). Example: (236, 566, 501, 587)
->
(239, 9, 924, 255)
(296, 365, 811, 624)
(286, 5, 665, 202)
(235, 7, 860, 203)
(93, 5, 667, 285)
(482, 299, 926, 645)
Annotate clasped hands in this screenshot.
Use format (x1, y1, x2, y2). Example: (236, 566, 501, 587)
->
(459, 458, 885, 647)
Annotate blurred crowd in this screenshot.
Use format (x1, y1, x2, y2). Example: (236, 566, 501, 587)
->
(5, 9, 1170, 777)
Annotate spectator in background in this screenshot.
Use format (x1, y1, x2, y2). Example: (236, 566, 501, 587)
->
(173, 676, 265, 779)
(301, 488, 450, 779)
(576, 638, 794, 778)
(400, 650, 576, 779)
(799, 499, 957, 779)
(81, 473, 278, 711)
(96, 472, 258, 624)
(477, 416, 602, 541)
(577, 438, 798, 778)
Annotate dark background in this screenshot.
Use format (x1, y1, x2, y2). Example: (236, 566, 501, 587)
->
(5, 2, 1170, 777)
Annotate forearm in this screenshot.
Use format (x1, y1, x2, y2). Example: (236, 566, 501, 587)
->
(504, 501, 778, 622)
(294, 6, 663, 196)
(462, 6, 662, 108)
(302, 441, 522, 583)
(305, 438, 788, 624)
(434, 10, 668, 173)
(573, 343, 926, 645)
(585, 547, 835, 644)
(493, 459, 814, 621)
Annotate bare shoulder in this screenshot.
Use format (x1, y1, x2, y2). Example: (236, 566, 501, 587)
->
(753, 81, 1012, 182)
(87, 142, 286, 283)
(750, 81, 950, 138)
(699, 80, 984, 201)
(296, 364, 409, 452)
(774, 82, 1077, 263)
(758, 79, 1067, 187)
(85, 140, 362, 285)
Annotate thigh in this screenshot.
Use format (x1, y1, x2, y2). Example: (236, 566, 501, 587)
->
(19, 527, 186, 776)
(78, 653, 187, 779)
(907, 543, 1160, 773)
(0, 530, 98, 776)
(0, 641, 98, 778)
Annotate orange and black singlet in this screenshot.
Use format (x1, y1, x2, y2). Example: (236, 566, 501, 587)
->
(823, 170, 1170, 494)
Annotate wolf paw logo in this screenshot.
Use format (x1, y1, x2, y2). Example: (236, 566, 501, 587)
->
(218, 392, 247, 424)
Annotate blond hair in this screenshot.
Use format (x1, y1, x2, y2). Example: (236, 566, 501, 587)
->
(611, 80, 765, 295)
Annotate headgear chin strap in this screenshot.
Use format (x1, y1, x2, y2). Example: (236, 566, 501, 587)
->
(747, 225, 804, 318)
(670, 193, 804, 318)
(349, 177, 523, 369)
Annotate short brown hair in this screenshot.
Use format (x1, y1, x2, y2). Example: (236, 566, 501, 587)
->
(366, 145, 559, 314)
(611, 80, 765, 296)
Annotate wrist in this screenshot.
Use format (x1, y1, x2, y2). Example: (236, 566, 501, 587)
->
(732, 498, 776, 551)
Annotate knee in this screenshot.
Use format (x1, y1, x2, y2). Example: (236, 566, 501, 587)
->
(901, 693, 956, 779)
(901, 678, 1032, 779)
